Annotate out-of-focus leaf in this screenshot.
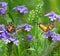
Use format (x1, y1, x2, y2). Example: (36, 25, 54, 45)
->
(38, 41, 60, 56)
(5, 14, 12, 24)
(26, 47, 35, 51)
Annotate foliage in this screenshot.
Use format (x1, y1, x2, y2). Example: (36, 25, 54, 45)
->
(0, 0, 60, 56)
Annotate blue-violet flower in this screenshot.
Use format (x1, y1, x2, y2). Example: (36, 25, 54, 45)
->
(3, 36, 19, 46)
(17, 23, 33, 32)
(44, 31, 60, 41)
(0, 2, 7, 14)
(0, 24, 9, 39)
(45, 11, 57, 21)
(27, 34, 33, 41)
(13, 5, 28, 14)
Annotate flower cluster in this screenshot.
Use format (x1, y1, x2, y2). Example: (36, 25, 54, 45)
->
(0, 2, 7, 14)
(45, 11, 60, 22)
(13, 5, 28, 14)
(0, 23, 33, 45)
(3, 36, 19, 46)
(0, 2, 33, 44)
(18, 23, 33, 32)
(43, 31, 60, 41)
(0, 2, 28, 14)
(17, 23, 33, 41)
(0, 24, 19, 46)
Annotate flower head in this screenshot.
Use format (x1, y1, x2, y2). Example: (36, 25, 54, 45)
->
(0, 24, 9, 39)
(45, 11, 60, 22)
(0, 2, 7, 14)
(13, 5, 28, 14)
(56, 15, 60, 22)
(13, 39, 19, 46)
(43, 31, 55, 38)
(18, 23, 33, 32)
(3, 36, 19, 46)
(44, 31, 60, 41)
(45, 11, 57, 21)
(0, 24, 19, 46)
(27, 34, 33, 41)
(52, 34, 60, 41)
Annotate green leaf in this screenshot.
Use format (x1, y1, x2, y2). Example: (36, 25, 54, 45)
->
(26, 47, 35, 51)
(5, 14, 12, 24)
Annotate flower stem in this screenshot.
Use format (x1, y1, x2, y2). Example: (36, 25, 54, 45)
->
(7, 42, 13, 56)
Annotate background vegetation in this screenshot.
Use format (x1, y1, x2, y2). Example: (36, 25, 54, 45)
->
(0, 0, 60, 56)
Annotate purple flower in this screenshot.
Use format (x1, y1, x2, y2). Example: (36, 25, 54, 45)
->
(3, 36, 19, 46)
(0, 24, 6, 31)
(43, 31, 56, 38)
(27, 34, 33, 41)
(0, 8, 6, 14)
(0, 24, 9, 39)
(0, 2, 7, 14)
(13, 5, 28, 14)
(45, 11, 60, 22)
(3, 38, 11, 44)
(0, 24, 19, 46)
(56, 15, 60, 22)
(18, 23, 33, 32)
(13, 39, 19, 46)
(52, 34, 60, 41)
(44, 11, 57, 21)
(44, 31, 60, 41)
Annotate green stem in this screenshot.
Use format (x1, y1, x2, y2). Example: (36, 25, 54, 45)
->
(7, 12, 14, 22)
(7, 42, 13, 56)
(18, 45, 20, 56)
